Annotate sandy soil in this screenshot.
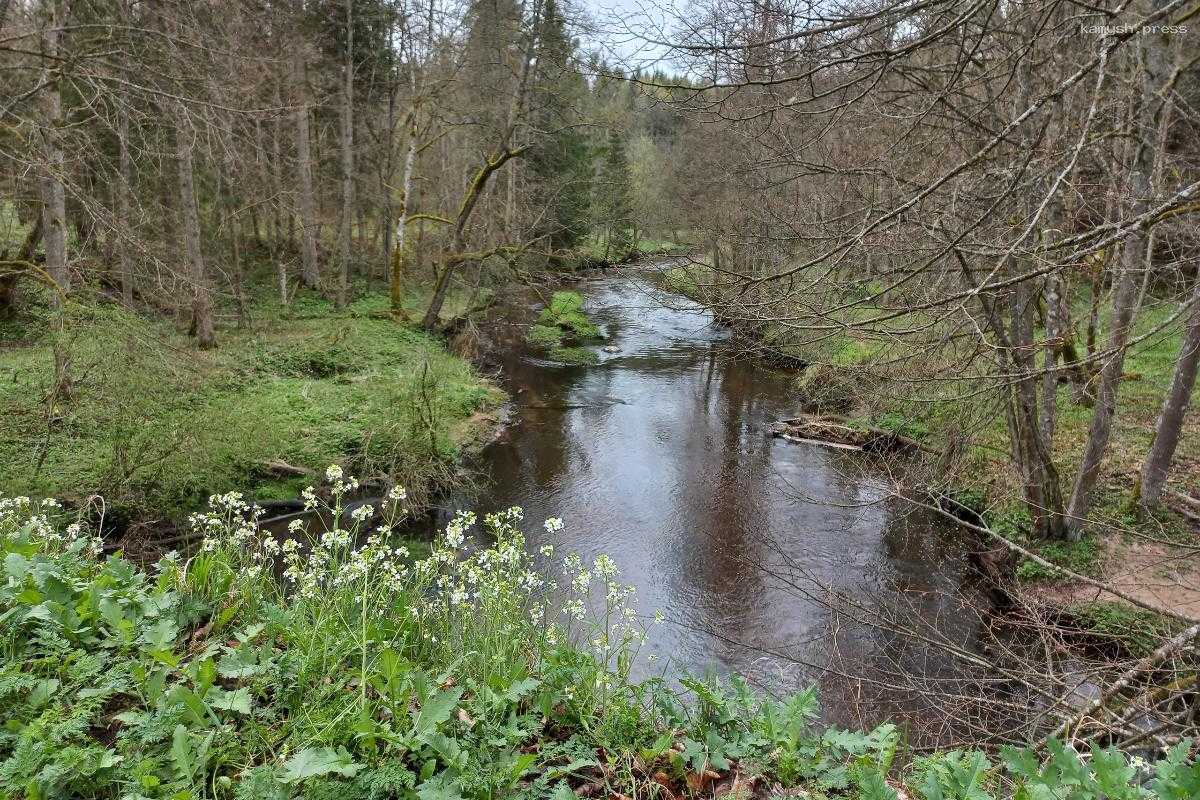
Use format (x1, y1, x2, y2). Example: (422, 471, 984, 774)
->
(1031, 535, 1200, 620)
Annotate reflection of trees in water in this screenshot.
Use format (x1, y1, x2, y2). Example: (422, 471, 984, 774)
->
(668, 343, 776, 671)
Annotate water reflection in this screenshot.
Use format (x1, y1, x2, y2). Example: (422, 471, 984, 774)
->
(466, 276, 984, 734)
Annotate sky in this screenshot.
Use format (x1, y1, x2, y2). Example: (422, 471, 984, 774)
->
(578, 0, 682, 71)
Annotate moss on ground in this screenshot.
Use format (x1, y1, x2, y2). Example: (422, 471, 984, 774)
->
(525, 291, 604, 365)
(0, 280, 501, 522)
(548, 345, 600, 365)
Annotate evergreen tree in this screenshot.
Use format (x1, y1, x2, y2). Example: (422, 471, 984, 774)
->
(599, 127, 632, 260)
(527, 0, 591, 249)
(463, 0, 524, 141)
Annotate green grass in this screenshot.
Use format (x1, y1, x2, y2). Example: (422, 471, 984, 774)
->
(1015, 535, 1104, 582)
(547, 346, 599, 366)
(0, 280, 501, 521)
(1065, 601, 1184, 657)
(0, 200, 32, 253)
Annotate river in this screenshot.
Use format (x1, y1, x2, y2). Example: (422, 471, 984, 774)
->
(458, 271, 992, 739)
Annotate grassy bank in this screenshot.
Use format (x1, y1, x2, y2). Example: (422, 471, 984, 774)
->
(2, 478, 1198, 799)
(0, 279, 501, 526)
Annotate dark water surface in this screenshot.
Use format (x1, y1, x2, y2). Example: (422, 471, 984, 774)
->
(463, 274, 987, 733)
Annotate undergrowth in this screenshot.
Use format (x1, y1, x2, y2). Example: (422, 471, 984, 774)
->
(1, 476, 1198, 799)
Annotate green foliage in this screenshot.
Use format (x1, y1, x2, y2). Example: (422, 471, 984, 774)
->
(1066, 602, 1181, 657)
(527, 0, 593, 250)
(537, 291, 599, 339)
(0, 288, 500, 518)
(873, 412, 929, 441)
(548, 346, 599, 366)
(526, 324, 564, 348)
(0, 489, 1197, 798)
(596, 129, 633, 258)
(1015, 535, 1102, 582)
(527, 292, 602, 364)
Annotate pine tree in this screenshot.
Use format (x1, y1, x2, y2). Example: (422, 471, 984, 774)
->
(463, 0, 524, 141)
(527, 0, 591, 250)
(599, 127, 632, 261)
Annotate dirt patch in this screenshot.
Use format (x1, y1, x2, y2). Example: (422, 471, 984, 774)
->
(1030, 535, 1200, 619)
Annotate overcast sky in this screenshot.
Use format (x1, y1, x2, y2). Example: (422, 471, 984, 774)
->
(578, 0, 682, 71)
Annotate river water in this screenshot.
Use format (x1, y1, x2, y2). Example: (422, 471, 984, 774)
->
(461, 272, 991, 737)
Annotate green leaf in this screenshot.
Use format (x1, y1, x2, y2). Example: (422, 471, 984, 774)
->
(4, 552, 29, 580)
(280, 746, 363, 784)
(503, 677, 541, 702)
(412, 685, 463, 740)
(856, 767, 898, 800)
(171, 725, 195, 780)
(416, 775, 464, 800)
(209, 686, 252, 715)
(28, 678, 59, 708)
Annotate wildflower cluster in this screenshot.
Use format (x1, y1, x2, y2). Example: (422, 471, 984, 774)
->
(4, 485, 1199, 800)
(190, 472, 411, 602)
(0, 494, 102, 556)
(183, 468, 650, 671)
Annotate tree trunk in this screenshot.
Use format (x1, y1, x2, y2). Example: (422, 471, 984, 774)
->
(39, 5, 68, 301)
(390, 105, 419, 316)
(1139, 278, 1200, 507)
(293, 53, 320, 289)
(116, 96, 134, 305)
(176, 108, 216, 350)
(420, 146, 526, 329)
(1040, 273, 1063, 442)
(39, 0, 71, 398)
(1065, 15, 1171, 538)
(336, 0, 354, 308)
(1010, 277, 1066, 538)
(269, 82, 286, 252)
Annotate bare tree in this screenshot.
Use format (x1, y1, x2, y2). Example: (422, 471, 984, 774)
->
(294, 51, 321, 290)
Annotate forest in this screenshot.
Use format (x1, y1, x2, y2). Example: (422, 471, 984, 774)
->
(1, 0, 1200, 797)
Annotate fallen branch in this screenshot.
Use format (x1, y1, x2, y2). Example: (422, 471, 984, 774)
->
(1046, 620, 1200, 745)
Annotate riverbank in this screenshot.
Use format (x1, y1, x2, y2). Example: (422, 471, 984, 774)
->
(647, 261, 1200, 630)
(0, 275, 503, 532)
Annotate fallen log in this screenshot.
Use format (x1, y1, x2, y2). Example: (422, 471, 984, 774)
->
(258, 459, 316, 478)
(771, 414, 923, 455)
